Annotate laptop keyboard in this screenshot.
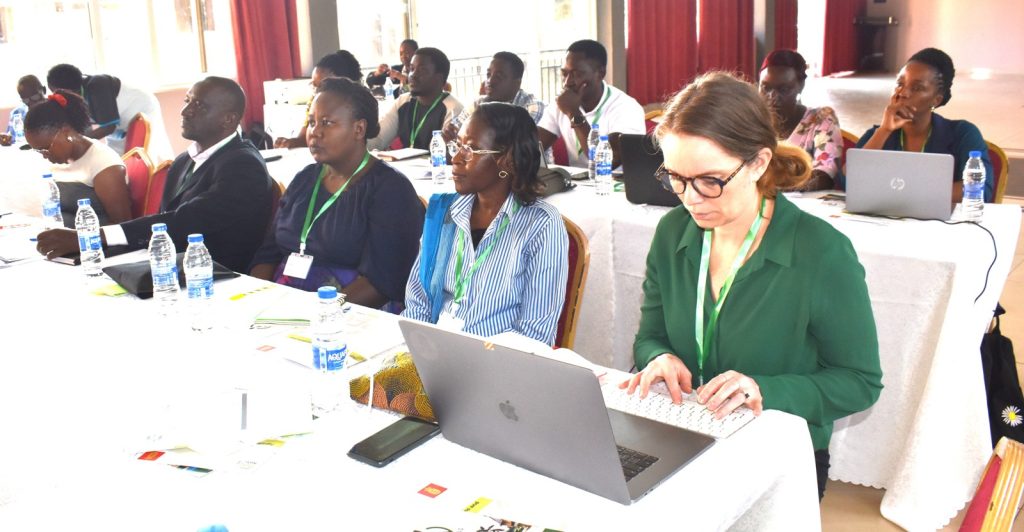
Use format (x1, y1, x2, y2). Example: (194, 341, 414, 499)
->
(602, 384, 755, 439)
(617, 445, 658, 481)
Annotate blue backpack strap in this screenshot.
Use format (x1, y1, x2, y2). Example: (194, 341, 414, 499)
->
(419, 193, 458, 320)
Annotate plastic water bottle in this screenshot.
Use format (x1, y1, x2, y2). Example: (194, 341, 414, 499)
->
(148, 223, 179, 313)
(430, 130, 447, 186)
(961, 150, 985, 222)
(383, 76, 396, 101)
(184, 233, 214, 331)
(311, 286, 348, 412)
(74, 198, 104, 276)
(594, 135, 613, 196)
(41, 173, 63, 228)
(587, 122, 601, 181)
(11, 113, 24, 144)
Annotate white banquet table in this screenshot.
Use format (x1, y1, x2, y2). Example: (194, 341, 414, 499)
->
(267, 148, 1020, 530)
(0, 249, 820, 531)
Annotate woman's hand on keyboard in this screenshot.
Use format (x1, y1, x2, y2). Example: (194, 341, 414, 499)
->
(696, 370, 763, 419)
(618, 353, 693, 404)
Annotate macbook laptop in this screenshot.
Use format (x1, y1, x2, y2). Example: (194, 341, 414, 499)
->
(399, 319, 715, 505)
(618, 133, 681, 208)
(845, 148, 954, 220)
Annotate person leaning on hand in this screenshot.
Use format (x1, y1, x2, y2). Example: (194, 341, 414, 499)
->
(620, 72, 882, 501)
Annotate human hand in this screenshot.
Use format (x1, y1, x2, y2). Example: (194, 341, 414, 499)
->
(376, 63, 389, 75)
(0, 132, 12, 146)
(880, 94, 915, 133)
(35, 228, 80, 260)
(556, 81, 587, 118)
(441, 121, 460, 144)
(696, 370, 763, 419)
(618, 353, 693, 404)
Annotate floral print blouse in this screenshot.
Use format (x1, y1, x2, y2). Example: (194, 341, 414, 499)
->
(786, 106, 843, 179)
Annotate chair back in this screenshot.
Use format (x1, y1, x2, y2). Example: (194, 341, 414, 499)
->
(987, 140, 1009, 203)
(555, 215, 590, 349)
(124, 113, 151, 154)
(839, 129, 859, 190)
(145, 160, 171, 216)
(266, 179, 285, 237)
(960, 436, 1024, 531)
(122, 148, 154, 219)
(552, 136, 570, 166)
(644, 109, 663, 134)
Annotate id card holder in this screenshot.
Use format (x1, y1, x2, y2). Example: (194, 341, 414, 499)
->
(283, 252, 314, 279)
(437, 309, 465, 332)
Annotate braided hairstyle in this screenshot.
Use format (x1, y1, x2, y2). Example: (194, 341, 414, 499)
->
(907, 48, 955, 107)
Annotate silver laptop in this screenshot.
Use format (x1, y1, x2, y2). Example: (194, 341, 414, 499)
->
(399, 319, 715, 505)
(845, 148, 955, 220)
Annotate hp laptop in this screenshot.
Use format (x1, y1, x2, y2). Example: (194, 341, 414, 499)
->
(845, 148, 954, 220)
(399, 319, 714, 505)
(619, 133, 681, 208)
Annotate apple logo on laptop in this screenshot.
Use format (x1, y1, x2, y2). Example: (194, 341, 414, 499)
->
(890, 177, 906, 191)
(499, 400, 519, 421)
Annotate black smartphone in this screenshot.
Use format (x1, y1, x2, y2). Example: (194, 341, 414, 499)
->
(348, 416, 440, 467)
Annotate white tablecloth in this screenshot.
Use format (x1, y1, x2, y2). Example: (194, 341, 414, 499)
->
(268, 150, 1022, 530)
(0, 252, 820, 531)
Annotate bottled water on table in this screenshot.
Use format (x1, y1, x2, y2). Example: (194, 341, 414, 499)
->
(74, 198, 104, 276)
(383, 76, 396, 100)
(148, 223, 179, 313)
(312, 286, 349, 413)
(430, 130, 447, 186)
(11, 113, 24, 144)
(594, 135, 613, 196)
(184, 233, 214, 331)
(587, 122, 601, 181)
(961, 150, 986, 222)
(41, 173, 63, 228)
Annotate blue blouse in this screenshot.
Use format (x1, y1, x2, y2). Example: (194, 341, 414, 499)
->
(402, 193, 569, 345)
(854, 113, 994, 202)
(251, 160, 425, 302)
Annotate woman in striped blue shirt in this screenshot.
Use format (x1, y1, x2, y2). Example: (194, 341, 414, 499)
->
(403, 102, 569, 345)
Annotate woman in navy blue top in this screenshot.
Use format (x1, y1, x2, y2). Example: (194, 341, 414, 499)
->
(250, 78, 424, 312)
(855, 48, 993, 202)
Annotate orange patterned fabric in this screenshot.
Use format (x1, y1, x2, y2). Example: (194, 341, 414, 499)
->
(349, 352, 435, 422)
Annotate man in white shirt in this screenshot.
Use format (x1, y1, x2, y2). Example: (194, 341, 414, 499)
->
(537, 39, 645, 168)
(35, 77, 273, 272)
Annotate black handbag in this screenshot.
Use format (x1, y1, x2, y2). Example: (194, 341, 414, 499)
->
(981, 305, 1024, 446)
(102, 252, 239, 299)
(533, 167, 575, 197)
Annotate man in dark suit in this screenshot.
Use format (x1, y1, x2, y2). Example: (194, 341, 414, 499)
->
(36, 76, 273, 273)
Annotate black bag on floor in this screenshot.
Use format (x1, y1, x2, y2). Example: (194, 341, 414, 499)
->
(981, 304, 1024, 446)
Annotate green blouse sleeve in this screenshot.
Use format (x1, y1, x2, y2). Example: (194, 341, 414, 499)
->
(750, 235, 883, 436)
(634, 216, 678, 370)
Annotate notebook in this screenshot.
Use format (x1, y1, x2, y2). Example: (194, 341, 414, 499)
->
(399, 319, 715, 505)
(618, 133, 681, 208)
(845, 148, 954, 220)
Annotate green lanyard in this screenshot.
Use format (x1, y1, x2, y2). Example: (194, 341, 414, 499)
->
(409, 92, 447, 147)
(299, 151, 371, 255)
(694, 196, 766, 386)
(899, 125, 932, 152)
(451, 201, 521, 306)
(575, 85, 612, 156)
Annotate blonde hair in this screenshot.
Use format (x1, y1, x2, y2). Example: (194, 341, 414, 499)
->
(655, 72, 811, 197)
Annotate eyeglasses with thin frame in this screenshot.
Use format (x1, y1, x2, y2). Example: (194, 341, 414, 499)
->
(447, 140, 501, 161)
(33, 130, 63, 156)
(655, 158, 750, 198)
(21, 91, 45, 106)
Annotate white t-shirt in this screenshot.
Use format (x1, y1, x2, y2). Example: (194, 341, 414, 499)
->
(50, 137, 126, 187)
(537, 82, 646, 168)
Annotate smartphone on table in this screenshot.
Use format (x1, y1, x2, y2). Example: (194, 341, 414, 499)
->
(347, 416, 440, 467)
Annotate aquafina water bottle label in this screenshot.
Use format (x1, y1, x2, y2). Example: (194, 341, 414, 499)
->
(324, 343, 348, 372)
(78, 234, 102, 252)
(187, 276, 214, 300)
(43, 200, 60, 219)
(153, 265, 177, 287)
(965, 180, 984, 201)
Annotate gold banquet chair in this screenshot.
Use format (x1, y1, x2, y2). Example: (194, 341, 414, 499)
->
(987, 140, 1009, 204)
(554, 215, 590, 350)
(960, 436, 1024, 531)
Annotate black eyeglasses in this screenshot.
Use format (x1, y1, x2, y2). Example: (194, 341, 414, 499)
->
(655, 159, 750, 198)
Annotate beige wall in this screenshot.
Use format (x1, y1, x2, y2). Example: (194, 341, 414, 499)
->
(867, 0, 1024, 74)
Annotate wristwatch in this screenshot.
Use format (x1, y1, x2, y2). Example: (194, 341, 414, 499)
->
(570, 113, 588, 128)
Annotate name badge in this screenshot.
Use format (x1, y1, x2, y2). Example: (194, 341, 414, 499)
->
(283, 252, 314, 279)
(437, 311, 465, 332)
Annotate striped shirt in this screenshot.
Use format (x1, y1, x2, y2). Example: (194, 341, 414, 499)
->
(402, 193, 569, 344)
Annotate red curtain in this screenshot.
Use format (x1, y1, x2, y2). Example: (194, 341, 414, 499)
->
(626, 0, 698, 105)
(229, 0, 302, 128)
(821, 0, 866, 76)
(774, 0, 798, 51)
(697, 0, 755, 80)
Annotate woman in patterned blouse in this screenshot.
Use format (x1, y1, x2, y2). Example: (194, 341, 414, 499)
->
(758, 49, 844, 190)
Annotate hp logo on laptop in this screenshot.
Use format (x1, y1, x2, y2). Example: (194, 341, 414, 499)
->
(890, 177, 906, 191)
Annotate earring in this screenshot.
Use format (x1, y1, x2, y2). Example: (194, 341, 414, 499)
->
(930, 106, 936, 111)
(66, 136, 72, 142)
(498, 170, 509, 179)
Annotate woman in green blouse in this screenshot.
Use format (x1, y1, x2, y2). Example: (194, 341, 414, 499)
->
(621, 72, 883, 500)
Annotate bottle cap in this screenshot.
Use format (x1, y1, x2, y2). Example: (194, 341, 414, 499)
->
(600, 135, 609, 141)
(42, 173, 53, 179)
(969, 150, 982, 158)
(432, 130, 442, 135)
(77, 198, 91, 207)
(187, 233, 204, 243)
(318, 286, 338, 300)
(151, 223, 168, 233)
